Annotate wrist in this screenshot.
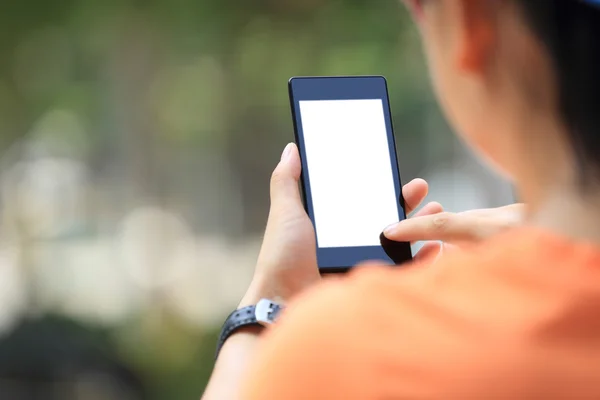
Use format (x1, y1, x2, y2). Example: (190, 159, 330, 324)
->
(240, 272, 319, 308)
(239, 278, 287, 308)
(220, 325, 262, 349)
(239, 289, 266, 309)
(216, 298, 285, 360)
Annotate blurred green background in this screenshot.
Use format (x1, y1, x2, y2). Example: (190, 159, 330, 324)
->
(0, 0, 513, 398)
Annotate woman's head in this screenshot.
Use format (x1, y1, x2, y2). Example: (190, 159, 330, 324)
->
(405, 0, 600, 194)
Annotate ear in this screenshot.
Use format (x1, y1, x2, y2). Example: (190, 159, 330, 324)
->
(456, 0, 497, 73)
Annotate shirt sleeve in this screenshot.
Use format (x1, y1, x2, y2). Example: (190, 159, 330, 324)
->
(240, 276, 380, 400)
(239, 262, 471, 400)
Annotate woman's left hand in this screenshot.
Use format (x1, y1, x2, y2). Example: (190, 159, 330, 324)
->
(240, 143, 441, 307)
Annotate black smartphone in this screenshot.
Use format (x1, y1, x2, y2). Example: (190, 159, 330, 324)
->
(288, 76, 413, 273)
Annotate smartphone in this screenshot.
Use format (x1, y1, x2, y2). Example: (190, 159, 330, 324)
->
(288, 76, 412, 273)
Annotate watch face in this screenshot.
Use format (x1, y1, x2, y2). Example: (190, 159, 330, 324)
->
(255, 299, 283, 325)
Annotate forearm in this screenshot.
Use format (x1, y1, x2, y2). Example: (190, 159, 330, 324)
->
(202, 287, 267, 400)
(201, 326, 261, 400)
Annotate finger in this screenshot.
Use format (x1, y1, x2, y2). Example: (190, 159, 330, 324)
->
(383, 212, 482, 244)
(441, 243, 459, 253)
(270, 143, 303, 211)
(402, 178, 428, 215)
(407, 202, 444, 245)
(412, 201, 444, 218)
(321, 273, 344, 282)
(414, 241, 442, 262)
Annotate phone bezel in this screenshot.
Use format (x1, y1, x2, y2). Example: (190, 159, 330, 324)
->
(288, 75, 413, 273)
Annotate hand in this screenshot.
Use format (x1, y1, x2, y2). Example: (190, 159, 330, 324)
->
(383, 203, 525, 260)
(240, 143, 443, 306)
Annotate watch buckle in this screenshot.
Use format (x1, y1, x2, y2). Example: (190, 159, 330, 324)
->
(255, 299, 281, 326)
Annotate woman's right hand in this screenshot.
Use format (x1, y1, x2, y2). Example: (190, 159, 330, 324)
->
(390, 203, 525, 260)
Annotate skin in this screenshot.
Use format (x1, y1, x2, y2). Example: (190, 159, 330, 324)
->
(203, 0, 600, 398)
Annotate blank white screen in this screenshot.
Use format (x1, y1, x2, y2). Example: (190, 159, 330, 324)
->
(299, 99, 400, 248)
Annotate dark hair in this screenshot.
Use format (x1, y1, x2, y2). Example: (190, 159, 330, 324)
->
(517, 0, 600, 183)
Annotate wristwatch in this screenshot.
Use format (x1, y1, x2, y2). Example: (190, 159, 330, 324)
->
(215, 298, 285, 359)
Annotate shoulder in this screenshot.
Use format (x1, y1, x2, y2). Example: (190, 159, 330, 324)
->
(242, 228, 573, 399)
(241, 258, 482, 399)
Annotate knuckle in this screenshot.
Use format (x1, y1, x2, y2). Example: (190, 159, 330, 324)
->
(431, 213, 452, 231)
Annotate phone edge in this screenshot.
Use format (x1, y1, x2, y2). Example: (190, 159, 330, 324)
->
(380, 76, 414, 262)
(288, 78, 310, 213)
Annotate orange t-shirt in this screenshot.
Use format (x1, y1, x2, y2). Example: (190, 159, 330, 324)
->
(241, 227, 600, 399)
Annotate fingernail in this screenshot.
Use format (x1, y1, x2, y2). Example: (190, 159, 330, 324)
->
(280, 143, 293, 161)
(384, 223, 397, 235)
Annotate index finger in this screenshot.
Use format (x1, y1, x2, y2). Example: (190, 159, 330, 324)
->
(383, 212, 485, 244)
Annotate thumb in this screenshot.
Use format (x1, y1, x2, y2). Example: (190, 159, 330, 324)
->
(270, 143, 303, 211)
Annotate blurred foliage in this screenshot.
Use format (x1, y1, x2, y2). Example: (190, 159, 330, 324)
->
(0, 0, 438, 216)
(0, 0, 448, 398)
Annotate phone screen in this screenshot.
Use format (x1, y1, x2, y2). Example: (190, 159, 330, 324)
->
(289, 76, 412, 272)
(299, 99, 400, 248)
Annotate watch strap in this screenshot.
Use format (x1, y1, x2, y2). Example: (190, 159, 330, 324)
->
(215, 299, 284, 359)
